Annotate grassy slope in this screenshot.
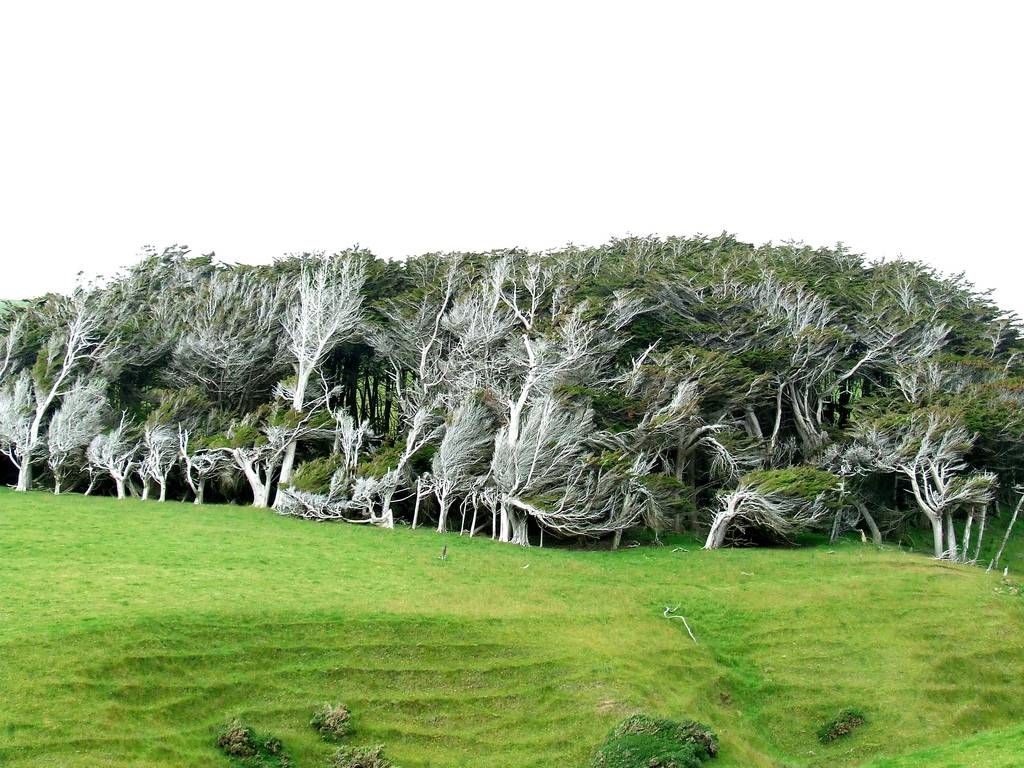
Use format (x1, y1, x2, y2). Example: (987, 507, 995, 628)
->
(1, 490, 1022, 767)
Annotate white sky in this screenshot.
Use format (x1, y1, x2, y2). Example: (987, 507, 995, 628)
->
(1, 1, 1022, 314)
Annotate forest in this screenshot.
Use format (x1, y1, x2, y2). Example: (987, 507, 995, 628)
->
(1, 235, 1022, 559)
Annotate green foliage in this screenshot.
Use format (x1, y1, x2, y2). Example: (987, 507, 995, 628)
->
(560, 385, 645, 432)
(743, 467, 840, 503)
(593, 714, 718, 767)
(290, 455, 344, 494)
(817, 708, 867, 743)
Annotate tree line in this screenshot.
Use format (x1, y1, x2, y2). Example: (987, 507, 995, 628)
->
(1, 235, 1022, 557)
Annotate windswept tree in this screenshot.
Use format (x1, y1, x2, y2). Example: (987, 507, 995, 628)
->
(428, 396, 494, 533)
(864, 410, 996, 559)
(0, 295, 110, 490)
(46, 379, 108, 494)
(213, 409, 323, 508)
(705, 467, 840, 549)
(138, 425, 179, 501)
(178, 426, 226, 504)
(169, 270, 289, 410)
(277, 252, 366, 489)
(86, 415, 137, 499)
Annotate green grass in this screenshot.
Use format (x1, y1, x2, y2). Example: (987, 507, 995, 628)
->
(1, 489, 1023, 767)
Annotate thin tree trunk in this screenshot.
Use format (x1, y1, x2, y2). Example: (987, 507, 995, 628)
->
(929, 514, 944, 559)
(972, 505, 987, 563)
(961, 508, 976, 564)
(855, 501, 882, 546)
(945, 511, 957, 560)
(989, 494, 1023, 573)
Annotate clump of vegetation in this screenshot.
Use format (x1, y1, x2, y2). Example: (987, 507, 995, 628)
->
(289, 455, 345, 494)
(216, 720, 292, 766)
(330, 744, 397, 768)
(593, 714, 719, 767)
(311, 702, 352, 741)
(817, 708, 867, 743)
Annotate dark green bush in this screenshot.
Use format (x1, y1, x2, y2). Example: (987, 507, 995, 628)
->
(311, 702, 352, 741)
(593, 714, 719, 767)
(216, 719, 291, 766)
(289, 455, 344, 493)
(817, 708, 866, 743)
(331, 744, 396, 768)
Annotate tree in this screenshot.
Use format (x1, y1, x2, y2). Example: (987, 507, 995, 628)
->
(867, 411, 996, 558)
(86, 415, 137, 499)
(428, 396, 494, 533)
(46, 379, 108, 494)
(4, 295, 111, 491)
(178, 426, 226, 504)
(277, 252, 365, 489)
(705, 467, 839, 549)
(138, 425, 179, 501)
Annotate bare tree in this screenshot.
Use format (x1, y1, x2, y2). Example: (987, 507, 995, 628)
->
(3, 296, 111, 491)
(705, 471, 836, 549)
(870, 412, 996, 558)
(277, 252, 365, 487)
(46, 379, 108, 494)
(428, 397, 494, 533)
(218, 414, 322, 508)
(178, 426, 226, 504)
(86, 415, 137, 499)
(169, 271, 288, 409)
(138, 425, 179, 501)
(0, 312, 25, 383)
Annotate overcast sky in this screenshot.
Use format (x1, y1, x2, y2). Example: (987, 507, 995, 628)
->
(1, 1, 1021, 314)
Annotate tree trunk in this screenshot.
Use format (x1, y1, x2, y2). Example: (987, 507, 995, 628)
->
(16, 461, 32, 492)
(945, 511, 957, 560)
(929, 514, 944, 559)
(141, 477, 152, 501)
(855, 501, 882, 546)
(972, 506, 987, 563)
(53, 476, 62, 495)
(705, 500, 740, 549)
(989, 494, 1023, 573)
(115, 476, 126, 500)
(194, 478, 205, 505)
(960, 509, 976, 564)
(158, 481, 167, 502)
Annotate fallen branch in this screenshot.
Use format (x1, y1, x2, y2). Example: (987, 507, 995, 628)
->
(663, 605, 698, 644)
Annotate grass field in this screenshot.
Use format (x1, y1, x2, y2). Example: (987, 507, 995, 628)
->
(1, 489, 1023, 767)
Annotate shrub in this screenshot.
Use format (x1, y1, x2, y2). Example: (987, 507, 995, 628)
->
(290, 455, 344, 494)
(216, 719, 292, 766)
(311, 702, 352, 741)
(593, 714, 719, 767)
(331, 744, 396, 768)
(817, 708, 866, 743)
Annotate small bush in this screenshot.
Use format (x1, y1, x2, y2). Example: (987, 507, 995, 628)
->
(311, 702, 352, 741)
(817, 708, 866, 743)
(593, 714, 719, 767)
(290, 455, 344, 494)
(216, 719, 292, 767)
(331, 744, 396, 768)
